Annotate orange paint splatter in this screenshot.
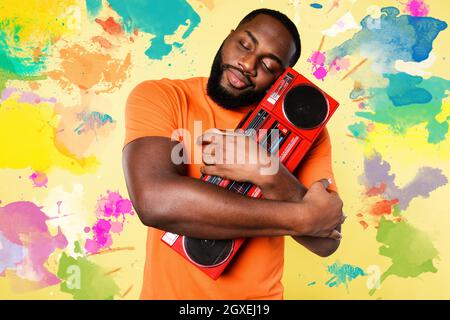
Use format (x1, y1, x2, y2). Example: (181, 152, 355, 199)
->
(104, 267, 122, 276)
(366, 183, 386, 196)
(196, 0, 214, 9)
(87, 246, 136, 257)
(29, 81, 40, 90)
(359, 220, 369, 229)
(121, 285, 133, 298)
(370, 199, 399, 216)
(91, 36, 113, 49)
(326, 0, 341, 14)
(95, 17, 123, 36)
(47, 45, 131, 93)
(32, 47, 44, 63)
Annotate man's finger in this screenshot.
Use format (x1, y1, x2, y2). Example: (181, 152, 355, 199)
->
(311, 178, 332, 191)
(340, 214, 347, 224)
(329, 229, 342, 241)
(200, 165, 218, 176)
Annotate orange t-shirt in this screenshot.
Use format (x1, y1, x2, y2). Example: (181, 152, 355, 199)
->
(124, 77, 337, 300)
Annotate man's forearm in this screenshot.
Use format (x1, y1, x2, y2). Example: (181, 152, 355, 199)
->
(260, 166, 341, 257)
(133, 174, 311, 240)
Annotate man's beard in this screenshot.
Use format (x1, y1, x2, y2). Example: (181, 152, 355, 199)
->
(206, 46, 267, 110)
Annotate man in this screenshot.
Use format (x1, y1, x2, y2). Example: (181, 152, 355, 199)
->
(122, 8, 344, 299)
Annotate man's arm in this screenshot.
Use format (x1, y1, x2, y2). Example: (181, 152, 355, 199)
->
(122, 136, 343, 240)
(259, 166, 342, 257)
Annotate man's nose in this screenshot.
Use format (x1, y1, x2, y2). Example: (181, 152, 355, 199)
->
(238, 54, 257, 77)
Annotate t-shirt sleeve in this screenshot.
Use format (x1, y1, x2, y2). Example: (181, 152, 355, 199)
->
(293, 127, 338, 193)
(124, 80, 179, 148)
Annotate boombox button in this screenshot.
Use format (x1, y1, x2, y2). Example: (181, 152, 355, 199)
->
(162, 232, 179, 246)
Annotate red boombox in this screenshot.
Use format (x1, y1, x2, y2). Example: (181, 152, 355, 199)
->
(161, 68, 340, 279)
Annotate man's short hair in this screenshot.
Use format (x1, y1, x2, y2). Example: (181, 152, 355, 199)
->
(238, 8, 301, 67)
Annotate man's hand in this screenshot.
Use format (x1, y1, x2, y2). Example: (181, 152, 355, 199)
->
(299, 179, 344, 239)
(197, 128, 344, 242)
(198, 129, 278, 186)
(261, 173, 345, 256)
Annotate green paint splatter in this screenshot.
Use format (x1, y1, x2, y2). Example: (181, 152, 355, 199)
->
(369, 217, 439, 295)
(0, 69, 46, 96)
(392, 205, 402, 217)
(348, 121, 368, 139)
(74, 241, 83, 255)
(57, 252, 120, 300)
(325, 261, 366, 290)
(0, 28, 46, 76)
(86, 0, 103, 19)
(107, 0, 201, 60)
(356, 73, 450, 143)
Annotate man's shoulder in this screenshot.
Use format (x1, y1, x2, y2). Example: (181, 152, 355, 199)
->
(136, 77, 207, 92)
(127, 77, 208, 106)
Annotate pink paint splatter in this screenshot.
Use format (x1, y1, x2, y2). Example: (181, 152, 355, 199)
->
(1, 88, 57, 104)
(313, 66, 328, 80)
(328, 57, 351, 76)
(309, 51, 326, 65)
(84, 191, 134, 254)
(0, 201, 68, 290)
(1, 87, 16, 101)
(29, 171, 48, 188)
(19, 92, 57, 104)
(405, 0, 429, 17)
(308, 51, 328, 81)
(308, 52, 351, 80)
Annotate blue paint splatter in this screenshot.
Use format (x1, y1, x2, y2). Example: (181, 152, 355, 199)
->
(107, 0, 201, 60)
(386, 73, 432, 106)
(331, 7, 450, 144)
(310, 3, 323, 9)
(307, 281, 316, 286)
(0, 232, 26, 274)
(85, 0, 103, 19)
(325, 261, 366, 289)
(327, 7, 447, 73)
(74, 111, 114, 135)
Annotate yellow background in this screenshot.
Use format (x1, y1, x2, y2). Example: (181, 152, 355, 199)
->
(0, 0, 449, 299)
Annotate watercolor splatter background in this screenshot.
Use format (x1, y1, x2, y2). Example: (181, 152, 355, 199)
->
(0, 0, 449, 299)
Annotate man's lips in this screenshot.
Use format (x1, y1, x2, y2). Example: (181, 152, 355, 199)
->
(225, 68, 251, 89)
